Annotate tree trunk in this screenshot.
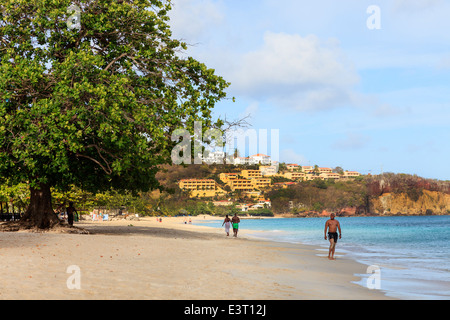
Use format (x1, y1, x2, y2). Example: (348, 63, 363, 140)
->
(21, 183, 60, 229)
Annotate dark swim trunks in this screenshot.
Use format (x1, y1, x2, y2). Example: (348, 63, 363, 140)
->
(328, 232, 338, 243)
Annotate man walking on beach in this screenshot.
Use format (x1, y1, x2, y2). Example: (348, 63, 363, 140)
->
(231, 213, 240, 237)
(324, 213, 341, 260)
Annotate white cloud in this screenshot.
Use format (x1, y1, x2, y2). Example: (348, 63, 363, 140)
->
(168, 0, 224, 42)
(228, 32, 360, 112)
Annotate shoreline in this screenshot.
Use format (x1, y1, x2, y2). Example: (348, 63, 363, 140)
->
(201, 215, 450, 300)
(0, 216, 393, 300)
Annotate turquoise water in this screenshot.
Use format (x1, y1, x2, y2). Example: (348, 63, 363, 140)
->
(194, 215, 450, 300)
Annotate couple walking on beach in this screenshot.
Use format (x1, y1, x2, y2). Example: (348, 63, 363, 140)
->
(221, 212, 341, 259)
(222, 213, 240, 237)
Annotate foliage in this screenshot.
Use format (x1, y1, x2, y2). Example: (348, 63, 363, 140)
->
(267, 179, 368, 214)
(0, 181, 29, 210)
(366, 173, 450, 196)
(247, 208, 273, 217)
(0, 0, 229, 194)
(270, 175, 292, 183)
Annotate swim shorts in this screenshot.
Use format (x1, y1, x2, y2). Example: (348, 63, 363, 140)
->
(328, 232, 338, 243)
(232, 223, 239, 230)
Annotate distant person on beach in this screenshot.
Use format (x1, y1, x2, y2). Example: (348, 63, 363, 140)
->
(324, 213, 341, 260)
(222, 215, 231, 236)
(231, 213, 240, 237)
(66, 202, 78, 227)
(56, 203, 65, 220)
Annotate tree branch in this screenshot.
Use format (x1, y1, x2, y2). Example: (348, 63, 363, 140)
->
(75, 153, 113, 175)
(104, 53, 128, 71)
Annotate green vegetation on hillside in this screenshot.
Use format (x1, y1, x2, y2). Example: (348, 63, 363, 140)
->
(2, 164, 448, 218)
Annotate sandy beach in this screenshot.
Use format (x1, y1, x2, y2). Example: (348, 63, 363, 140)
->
(0, 215, 392, 300)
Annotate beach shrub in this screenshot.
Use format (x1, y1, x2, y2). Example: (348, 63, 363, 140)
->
(247, 208, 274, 217)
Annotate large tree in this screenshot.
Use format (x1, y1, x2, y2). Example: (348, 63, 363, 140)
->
(0, 0, 229, 228)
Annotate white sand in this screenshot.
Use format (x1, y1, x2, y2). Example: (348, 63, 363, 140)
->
(0, 216, 393, 300)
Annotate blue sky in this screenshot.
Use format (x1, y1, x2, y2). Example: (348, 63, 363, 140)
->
(168, 0, 450, 180)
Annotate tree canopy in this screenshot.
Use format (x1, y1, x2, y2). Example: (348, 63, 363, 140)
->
(0, 0, 230, 228)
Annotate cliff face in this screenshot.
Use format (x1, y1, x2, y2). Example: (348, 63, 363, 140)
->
(370, 190, 450, 215)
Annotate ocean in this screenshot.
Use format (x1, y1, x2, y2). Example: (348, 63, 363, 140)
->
(194, 215, 450, 300)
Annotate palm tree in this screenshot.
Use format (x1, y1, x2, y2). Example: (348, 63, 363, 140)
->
(313, 165, 320, 176)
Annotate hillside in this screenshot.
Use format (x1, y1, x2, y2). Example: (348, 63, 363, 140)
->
(155, 164, 450, 217)
(371, 190, 450, 216)
(269, 173, 450, 216)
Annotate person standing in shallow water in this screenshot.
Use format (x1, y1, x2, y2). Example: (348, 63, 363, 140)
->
(324, 213, 341, 260)
(67, 202, 78, 227)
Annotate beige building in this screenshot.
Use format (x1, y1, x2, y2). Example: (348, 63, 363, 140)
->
(304, 173, 317, 181)
(242, 190, 262, 198)
(301, 166, 314, 173)
(241, 169, 262, 179)
(228, 179, 254, 192)
(283, 171, 306, 181)
(320, 172, 341, 180)
(260, 165, 278, 176)
(286, 164, 300, 171)
(344, 171, 361, 177)
(179, 179, 226, 198)
(252, 177, 272, 189)
(212, 200, 233, 206)
(219, 172, 239, 183)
